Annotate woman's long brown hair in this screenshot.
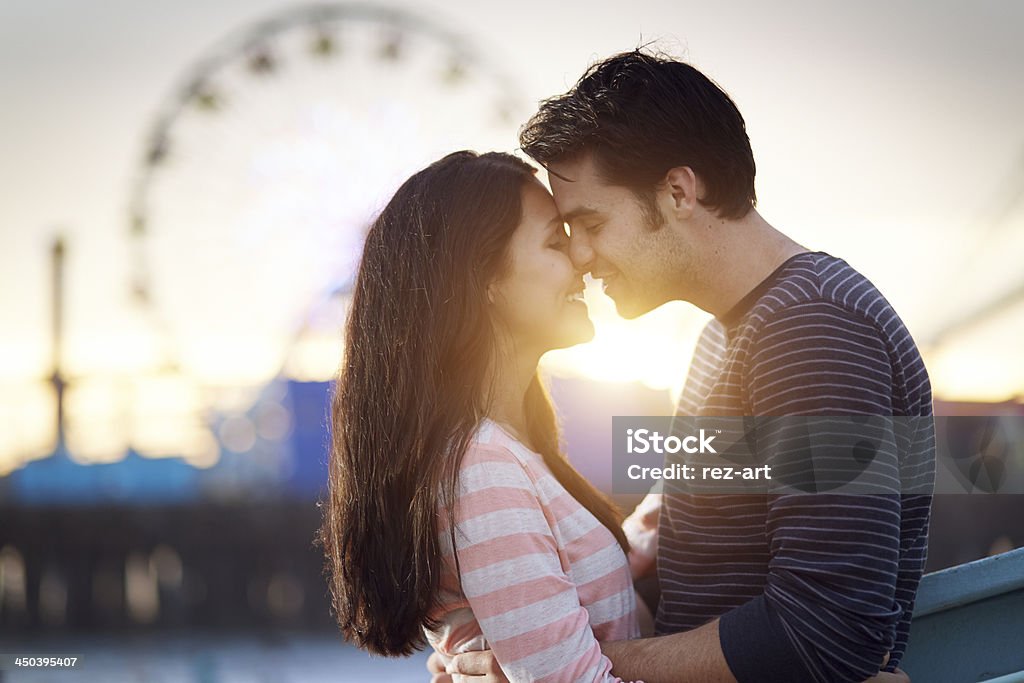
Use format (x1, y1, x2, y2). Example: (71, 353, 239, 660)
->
(318, 151, 628, 657)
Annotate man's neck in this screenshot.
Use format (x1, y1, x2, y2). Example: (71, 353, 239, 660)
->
(689, 209, 808, 319)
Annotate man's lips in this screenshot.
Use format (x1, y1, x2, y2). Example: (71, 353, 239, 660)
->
(592, 272, 618, 293)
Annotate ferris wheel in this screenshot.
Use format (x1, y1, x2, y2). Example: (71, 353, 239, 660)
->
(127, 3, 530, 405)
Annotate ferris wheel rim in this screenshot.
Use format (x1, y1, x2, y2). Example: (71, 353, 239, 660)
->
(123, 1, 531, 380)
(128, 1, 529, 241)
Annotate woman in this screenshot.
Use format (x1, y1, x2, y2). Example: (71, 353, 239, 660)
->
(319, 150, 645, 682)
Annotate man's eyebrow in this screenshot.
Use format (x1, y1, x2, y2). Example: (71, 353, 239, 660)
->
(561, 207, 601, 223)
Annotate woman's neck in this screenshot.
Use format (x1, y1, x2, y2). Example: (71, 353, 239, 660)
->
(487, 337, 540, 445)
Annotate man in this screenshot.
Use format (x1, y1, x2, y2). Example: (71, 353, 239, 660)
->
(431, 50, 934, 682)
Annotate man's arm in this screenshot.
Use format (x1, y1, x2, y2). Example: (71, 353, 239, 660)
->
(600, 618, 736, 683)
(436, 630, 905, 683)
(599, 631, 904, 683)
(610, 303, 907, 683)
(429, 630, 732, 683)
(714, 302, 905, 682)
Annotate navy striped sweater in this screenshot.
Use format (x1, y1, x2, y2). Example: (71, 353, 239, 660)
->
(658, 251, 935, 682)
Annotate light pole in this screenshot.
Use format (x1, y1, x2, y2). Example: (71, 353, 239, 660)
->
(49, 236, 67, 455)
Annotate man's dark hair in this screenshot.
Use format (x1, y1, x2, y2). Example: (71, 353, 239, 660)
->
(519, 49, 756, 220)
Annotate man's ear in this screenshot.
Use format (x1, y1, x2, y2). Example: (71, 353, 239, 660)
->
(662, 166, 701, 218)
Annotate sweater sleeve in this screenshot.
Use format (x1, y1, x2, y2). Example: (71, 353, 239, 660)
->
(718, 302, 903, 683)
(452, 444, 640, 683)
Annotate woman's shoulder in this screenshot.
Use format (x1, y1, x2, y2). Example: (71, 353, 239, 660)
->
(457, 420, 549, 496)
(462, 419, 538, 469)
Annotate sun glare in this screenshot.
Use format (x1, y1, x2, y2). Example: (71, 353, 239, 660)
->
(542, 279, 711, 403)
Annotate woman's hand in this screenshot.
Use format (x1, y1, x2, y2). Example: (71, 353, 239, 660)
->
(427, 651, 448, 683)
(862, 669, 909, 683)
(862, 653, 909, 683)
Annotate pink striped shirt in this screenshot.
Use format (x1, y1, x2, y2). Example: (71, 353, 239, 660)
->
(425, 419, 641, 683)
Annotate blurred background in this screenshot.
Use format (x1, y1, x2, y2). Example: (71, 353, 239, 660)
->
(2, 0, 1023, 680)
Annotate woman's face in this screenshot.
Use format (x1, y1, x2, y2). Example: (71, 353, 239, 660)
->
(489, 179, 595, 354)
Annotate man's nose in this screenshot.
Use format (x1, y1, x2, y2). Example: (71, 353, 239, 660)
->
(568, 232, 595, 271)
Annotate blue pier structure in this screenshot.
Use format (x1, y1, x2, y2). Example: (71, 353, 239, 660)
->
(3, 380, 330, 507)
(904, 547, 1024, 682)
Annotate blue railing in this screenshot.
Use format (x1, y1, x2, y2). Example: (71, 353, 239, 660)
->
(903, 547, 1024, 682)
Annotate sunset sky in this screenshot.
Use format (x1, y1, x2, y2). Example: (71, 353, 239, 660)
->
(2, 0, 1023, 468)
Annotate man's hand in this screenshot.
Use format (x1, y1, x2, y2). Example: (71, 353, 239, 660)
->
(426, 649, 507, 683)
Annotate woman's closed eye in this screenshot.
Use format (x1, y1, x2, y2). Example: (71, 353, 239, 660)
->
(548, 227, 570, 251)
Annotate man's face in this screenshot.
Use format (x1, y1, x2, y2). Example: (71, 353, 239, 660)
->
(548, 154, 684, 319)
